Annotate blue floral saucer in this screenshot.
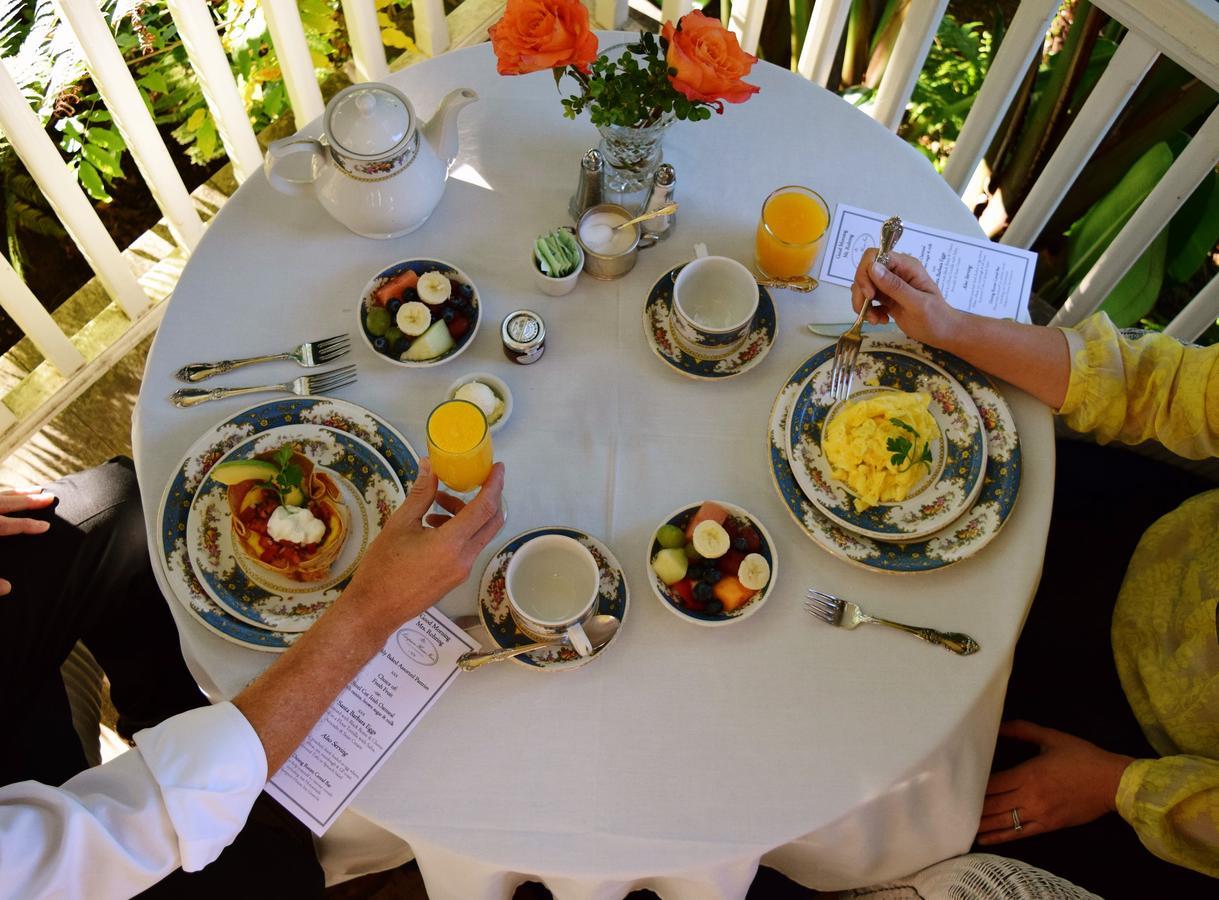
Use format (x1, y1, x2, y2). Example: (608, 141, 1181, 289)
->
(477, 527, 629, 671)
(157, 397, 418, 652)
(643, 265, 777, 380)
(767, 337, 1021, 573)
(187, 425, 404, 633)
(787, 348, 987, 541)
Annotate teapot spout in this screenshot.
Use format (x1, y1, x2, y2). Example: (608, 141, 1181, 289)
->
(422, 88, 479, 169)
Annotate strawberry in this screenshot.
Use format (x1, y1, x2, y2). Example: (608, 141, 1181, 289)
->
(448, 314, 471, 340)
(717, 549, 745, 576)
(742, 525, 762, 552)
(670, 578, 695, 608)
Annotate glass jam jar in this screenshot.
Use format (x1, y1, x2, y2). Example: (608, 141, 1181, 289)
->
(501, 310, 546, 365)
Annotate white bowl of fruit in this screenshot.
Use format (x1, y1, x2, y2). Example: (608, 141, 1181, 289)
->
(647, 500, 778, 627)
(358, 259, 480, 367)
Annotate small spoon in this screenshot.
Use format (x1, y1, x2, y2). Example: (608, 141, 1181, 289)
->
(612, 202, 678, 231)
(757, 274, 818, 293)
(456, 614, 620, 671)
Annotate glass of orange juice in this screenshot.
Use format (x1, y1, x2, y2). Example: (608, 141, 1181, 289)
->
(426, 399, 493, 495)
(755, 186, 830, 280)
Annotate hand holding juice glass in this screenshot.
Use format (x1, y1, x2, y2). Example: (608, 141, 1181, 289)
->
(427, 399, 494, 494)
(755, 186, 829, 280)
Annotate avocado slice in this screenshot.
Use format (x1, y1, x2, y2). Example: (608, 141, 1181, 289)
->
(282, 485, 306, 507)
(210, 459, 279, 486)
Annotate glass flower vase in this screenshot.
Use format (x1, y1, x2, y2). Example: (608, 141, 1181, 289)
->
(596, 112, 675, 195)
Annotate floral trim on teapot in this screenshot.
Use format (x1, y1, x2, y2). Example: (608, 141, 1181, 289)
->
(330, 132, 420, 182)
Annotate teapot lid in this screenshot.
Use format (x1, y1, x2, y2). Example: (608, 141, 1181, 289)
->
(325, 83, 415, 159)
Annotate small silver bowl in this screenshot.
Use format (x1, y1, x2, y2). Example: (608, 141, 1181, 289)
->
(576, 203, 657, 280)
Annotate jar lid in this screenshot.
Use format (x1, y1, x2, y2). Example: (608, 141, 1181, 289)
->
(325, 83, 415, 159)
(502, 310, 545, 349)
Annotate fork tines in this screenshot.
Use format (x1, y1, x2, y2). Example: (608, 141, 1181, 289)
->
(804, 588, 843, 624)
(311, 333, 352, 363)
(304, 364, 357, 395)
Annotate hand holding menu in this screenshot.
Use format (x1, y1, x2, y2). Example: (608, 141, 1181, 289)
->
(266, 609, 476, 835)
(819, 204, 1036, 322)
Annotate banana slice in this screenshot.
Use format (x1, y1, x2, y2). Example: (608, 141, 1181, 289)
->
(738, 553, 770, 591)
(417, 271, 452, 305)
(396, 301, 432, 337)
(691, 520, 730, 559)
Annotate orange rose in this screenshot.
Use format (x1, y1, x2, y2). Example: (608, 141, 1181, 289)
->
(489, 0, 599, 76)
(662, 11, 760, 105)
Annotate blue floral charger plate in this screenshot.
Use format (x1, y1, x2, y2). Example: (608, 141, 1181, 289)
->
(477, 527, 628, 671)
(186, 425, 404, 634)
(157, 397, 419, 652)
(643, 265, 777, 380)
(768, 337, 1021, 573)
(787, 348, 987, 541)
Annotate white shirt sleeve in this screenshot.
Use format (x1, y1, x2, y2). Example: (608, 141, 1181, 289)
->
(0, 701, 267, 900)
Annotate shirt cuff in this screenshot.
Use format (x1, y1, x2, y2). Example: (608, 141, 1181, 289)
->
(1115, 757, 1151, 825)
(134, 701, 268, 872)
(1055, 326, 1087, 415)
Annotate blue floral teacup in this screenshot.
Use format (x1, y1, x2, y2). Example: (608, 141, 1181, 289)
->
(670, 252, 759, 360)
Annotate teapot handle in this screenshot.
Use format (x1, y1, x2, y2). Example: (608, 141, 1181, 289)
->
(264, 136, 326, 197)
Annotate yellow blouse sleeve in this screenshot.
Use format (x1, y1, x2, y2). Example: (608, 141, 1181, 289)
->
(1057, 312, 1219, 459)
(1117, 756, 1219, 877)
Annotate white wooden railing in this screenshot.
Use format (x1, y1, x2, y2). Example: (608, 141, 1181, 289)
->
(1, 0, 1217, 455)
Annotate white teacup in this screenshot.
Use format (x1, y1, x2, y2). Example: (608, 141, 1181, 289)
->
(671, 252, 759, 360)
(505, 535, 599, 656)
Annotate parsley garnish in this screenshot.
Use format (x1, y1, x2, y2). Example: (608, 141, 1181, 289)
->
(886, 418, 934, 472)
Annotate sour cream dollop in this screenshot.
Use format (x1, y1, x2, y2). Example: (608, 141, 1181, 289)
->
(267, 504, 326, 545)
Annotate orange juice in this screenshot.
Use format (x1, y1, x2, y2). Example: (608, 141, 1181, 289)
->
(426, 399, 493, 492)
(755, 186, 829, 279)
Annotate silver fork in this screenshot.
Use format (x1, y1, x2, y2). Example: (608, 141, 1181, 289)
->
(169, 365, 357, 408)
(805, 588, 979, 656)
(827, 216, 903, 402)
(174, 334, 351, 382)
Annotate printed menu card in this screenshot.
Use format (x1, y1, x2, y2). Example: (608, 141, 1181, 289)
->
(266, 609, 476, 835)
(819, 204, 1036, 322)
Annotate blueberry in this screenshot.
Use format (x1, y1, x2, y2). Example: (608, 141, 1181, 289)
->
(703, 569, 722, 584)
(387, 297, 402, 316)
(693, 581, 714, 602)
(372, 336, 388, 353)
(392, 337, 411, 356)
(732, 536, 747, 552)
(442, 307, 456, 323)
(403, 287, 419, 303)
(704, 599, 724, 615)
(458, 282, 474, 300)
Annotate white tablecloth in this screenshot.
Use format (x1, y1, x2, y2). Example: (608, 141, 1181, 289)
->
(133, 35, 1053, 899)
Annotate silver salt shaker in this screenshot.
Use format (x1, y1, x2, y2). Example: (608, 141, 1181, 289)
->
(569, 148, 603, 222)
(640, 164, 676, 239)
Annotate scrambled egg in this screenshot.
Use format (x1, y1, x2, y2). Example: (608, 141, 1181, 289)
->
(822, 391, 939, 511)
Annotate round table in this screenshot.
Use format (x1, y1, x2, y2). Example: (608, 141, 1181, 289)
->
(134, 34, 1053, 900)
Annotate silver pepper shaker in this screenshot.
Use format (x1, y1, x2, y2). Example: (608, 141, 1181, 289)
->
(569, 148, 603, 222)
(640, 164, 676, 239)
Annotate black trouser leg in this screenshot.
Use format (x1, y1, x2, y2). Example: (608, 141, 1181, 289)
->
(0, 458, 206, 785)
(981, 440, 1218, 897)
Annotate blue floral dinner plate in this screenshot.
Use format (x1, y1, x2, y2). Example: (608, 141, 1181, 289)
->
(787, 348, 987, 542)
(157, 397, 418, 652)
(767, 337, 1021, 573)
(477, 527, 629, 671)
(187, 425, 404, 634)
(643, 265, 777, 380)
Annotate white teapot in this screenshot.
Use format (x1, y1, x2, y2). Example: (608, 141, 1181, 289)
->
(265, 82, 478, 239)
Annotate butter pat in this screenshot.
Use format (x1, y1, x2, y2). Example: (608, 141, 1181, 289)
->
(267, 504, 326, 545)
(455, 381, 504, 424)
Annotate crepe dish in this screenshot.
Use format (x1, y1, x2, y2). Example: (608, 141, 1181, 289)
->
(210, 445, 349, 583)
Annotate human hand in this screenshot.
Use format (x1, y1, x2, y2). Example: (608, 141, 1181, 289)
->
(0, 489, 55, 595)
(340, 458, 505, 631)
(977, 720, 1134, 845)
(852, 249, 961, 347)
